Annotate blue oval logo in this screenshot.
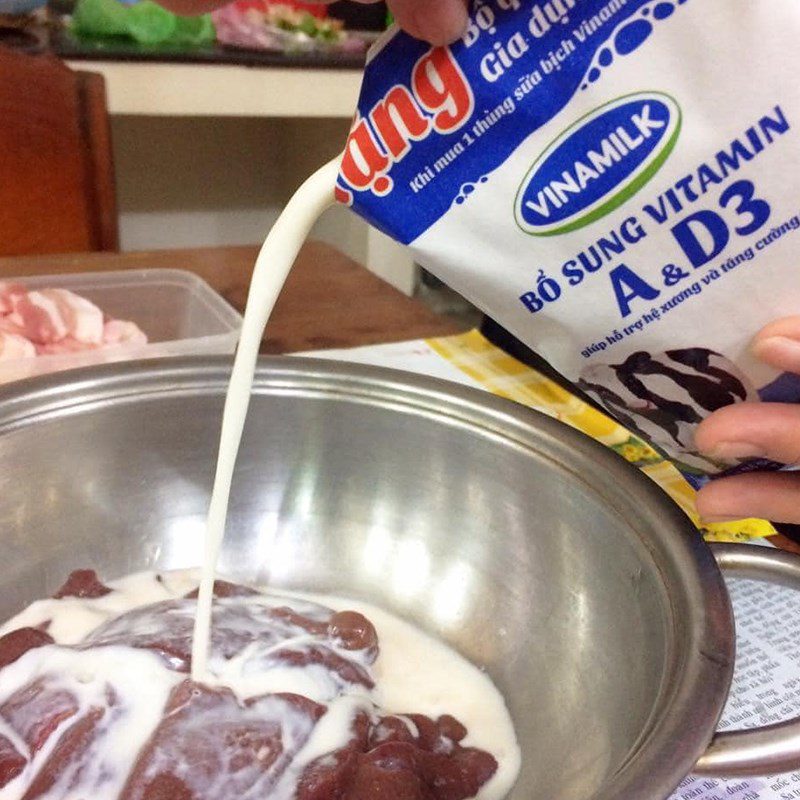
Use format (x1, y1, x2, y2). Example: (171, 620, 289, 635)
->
(514, 92, 681, 237)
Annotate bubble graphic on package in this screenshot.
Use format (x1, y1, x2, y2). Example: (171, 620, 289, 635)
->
(578, 348, 759, 475)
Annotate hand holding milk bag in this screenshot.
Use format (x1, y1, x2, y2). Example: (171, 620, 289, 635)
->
(694, 317, 800, 525)
(336, 0, 800, 521)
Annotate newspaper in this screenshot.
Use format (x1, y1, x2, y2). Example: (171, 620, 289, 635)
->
(674, 574, 800, 799)
(296, 339, 482, 388)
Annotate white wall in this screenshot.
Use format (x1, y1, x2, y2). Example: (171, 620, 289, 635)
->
(111, 115, 369, 265)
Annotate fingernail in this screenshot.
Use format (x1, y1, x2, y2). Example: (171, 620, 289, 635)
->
(753, 336, 800, 367)
(707, 441, 766, 460)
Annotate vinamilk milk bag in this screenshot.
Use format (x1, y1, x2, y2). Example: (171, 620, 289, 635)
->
(335, 0, 800, 487)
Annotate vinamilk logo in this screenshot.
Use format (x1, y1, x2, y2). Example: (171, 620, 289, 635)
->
(515, 92, 682, 237)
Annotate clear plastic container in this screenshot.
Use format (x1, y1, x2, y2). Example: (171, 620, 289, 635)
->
(0, 269, 242, 384)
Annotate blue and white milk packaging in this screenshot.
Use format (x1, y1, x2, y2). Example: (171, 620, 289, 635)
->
(336, 0, 800, 486)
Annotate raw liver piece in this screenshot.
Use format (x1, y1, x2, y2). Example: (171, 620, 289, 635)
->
(85, 592, 377, 690)
(298, 713, 497, 800)
(0, 735, 26, 788)
(121, 683, 325, 800)
(0, 628, 54, 669)
(0, 573, 499, 800)
(53, 570, 112, 600)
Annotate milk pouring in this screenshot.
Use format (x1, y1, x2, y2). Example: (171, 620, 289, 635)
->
(337, 0, 800, 486)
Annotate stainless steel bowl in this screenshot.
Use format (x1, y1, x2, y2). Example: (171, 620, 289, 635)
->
(1, 357, 799, 799)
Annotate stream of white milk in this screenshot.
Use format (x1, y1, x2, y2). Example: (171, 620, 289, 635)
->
(190, 157, 341, 680)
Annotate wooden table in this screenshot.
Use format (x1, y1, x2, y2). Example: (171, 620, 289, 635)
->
(0, 242, 466, 353)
